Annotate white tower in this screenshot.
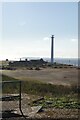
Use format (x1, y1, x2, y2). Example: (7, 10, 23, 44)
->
(51, 35, 54, 64)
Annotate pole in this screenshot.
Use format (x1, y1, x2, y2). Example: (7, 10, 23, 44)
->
(19, 81, 24, 116)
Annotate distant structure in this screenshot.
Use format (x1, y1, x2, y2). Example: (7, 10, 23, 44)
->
(51, 35, 54, 64)
(9, 58, 47, 68)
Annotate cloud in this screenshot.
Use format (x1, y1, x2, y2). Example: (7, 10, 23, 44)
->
(43, 37, 50, 41)
(71, 39, 77, 42)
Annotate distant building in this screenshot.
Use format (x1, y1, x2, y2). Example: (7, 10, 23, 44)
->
(9, 58, 47, 67)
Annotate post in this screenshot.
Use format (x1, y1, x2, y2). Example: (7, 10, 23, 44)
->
(19, 81, 24, 116)
(51, 35, 54, 64)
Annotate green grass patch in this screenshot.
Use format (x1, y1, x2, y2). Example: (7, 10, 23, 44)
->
(2, 74, 78, 96)
(2, 74, 20, 93)
(2, 74, 17, 81)
(32, 95, 80, 109)
(2, 74, 79, 109)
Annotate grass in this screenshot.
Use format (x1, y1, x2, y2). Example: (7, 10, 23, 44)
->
(2, 74, 78, 95)
(2, 74, 20, 93)
(2, 74, 17, 81)
(2, 74, 80, 109)
(32, 95, 80, 109)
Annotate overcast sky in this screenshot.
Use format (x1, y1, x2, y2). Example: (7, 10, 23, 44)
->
(0, 2, 78, 60)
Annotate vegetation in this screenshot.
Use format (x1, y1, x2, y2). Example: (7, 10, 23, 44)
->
(2, 74, 80, 109)
(2, 75, 19, 93)
(32, 95, 80, 109)
(2, 74, 78, 95)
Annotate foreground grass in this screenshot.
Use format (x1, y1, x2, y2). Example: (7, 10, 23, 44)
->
(32, 95, 79, 109)
(2, 74, 80, 109)
(2, 74, 78, 96)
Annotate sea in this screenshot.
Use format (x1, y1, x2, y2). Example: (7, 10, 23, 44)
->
(44, 58, 79, 67)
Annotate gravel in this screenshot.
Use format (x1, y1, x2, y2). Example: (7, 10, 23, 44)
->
(1, 94, 79, 120)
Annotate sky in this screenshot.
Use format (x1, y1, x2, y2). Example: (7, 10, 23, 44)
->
(0, 2, 78, 60)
